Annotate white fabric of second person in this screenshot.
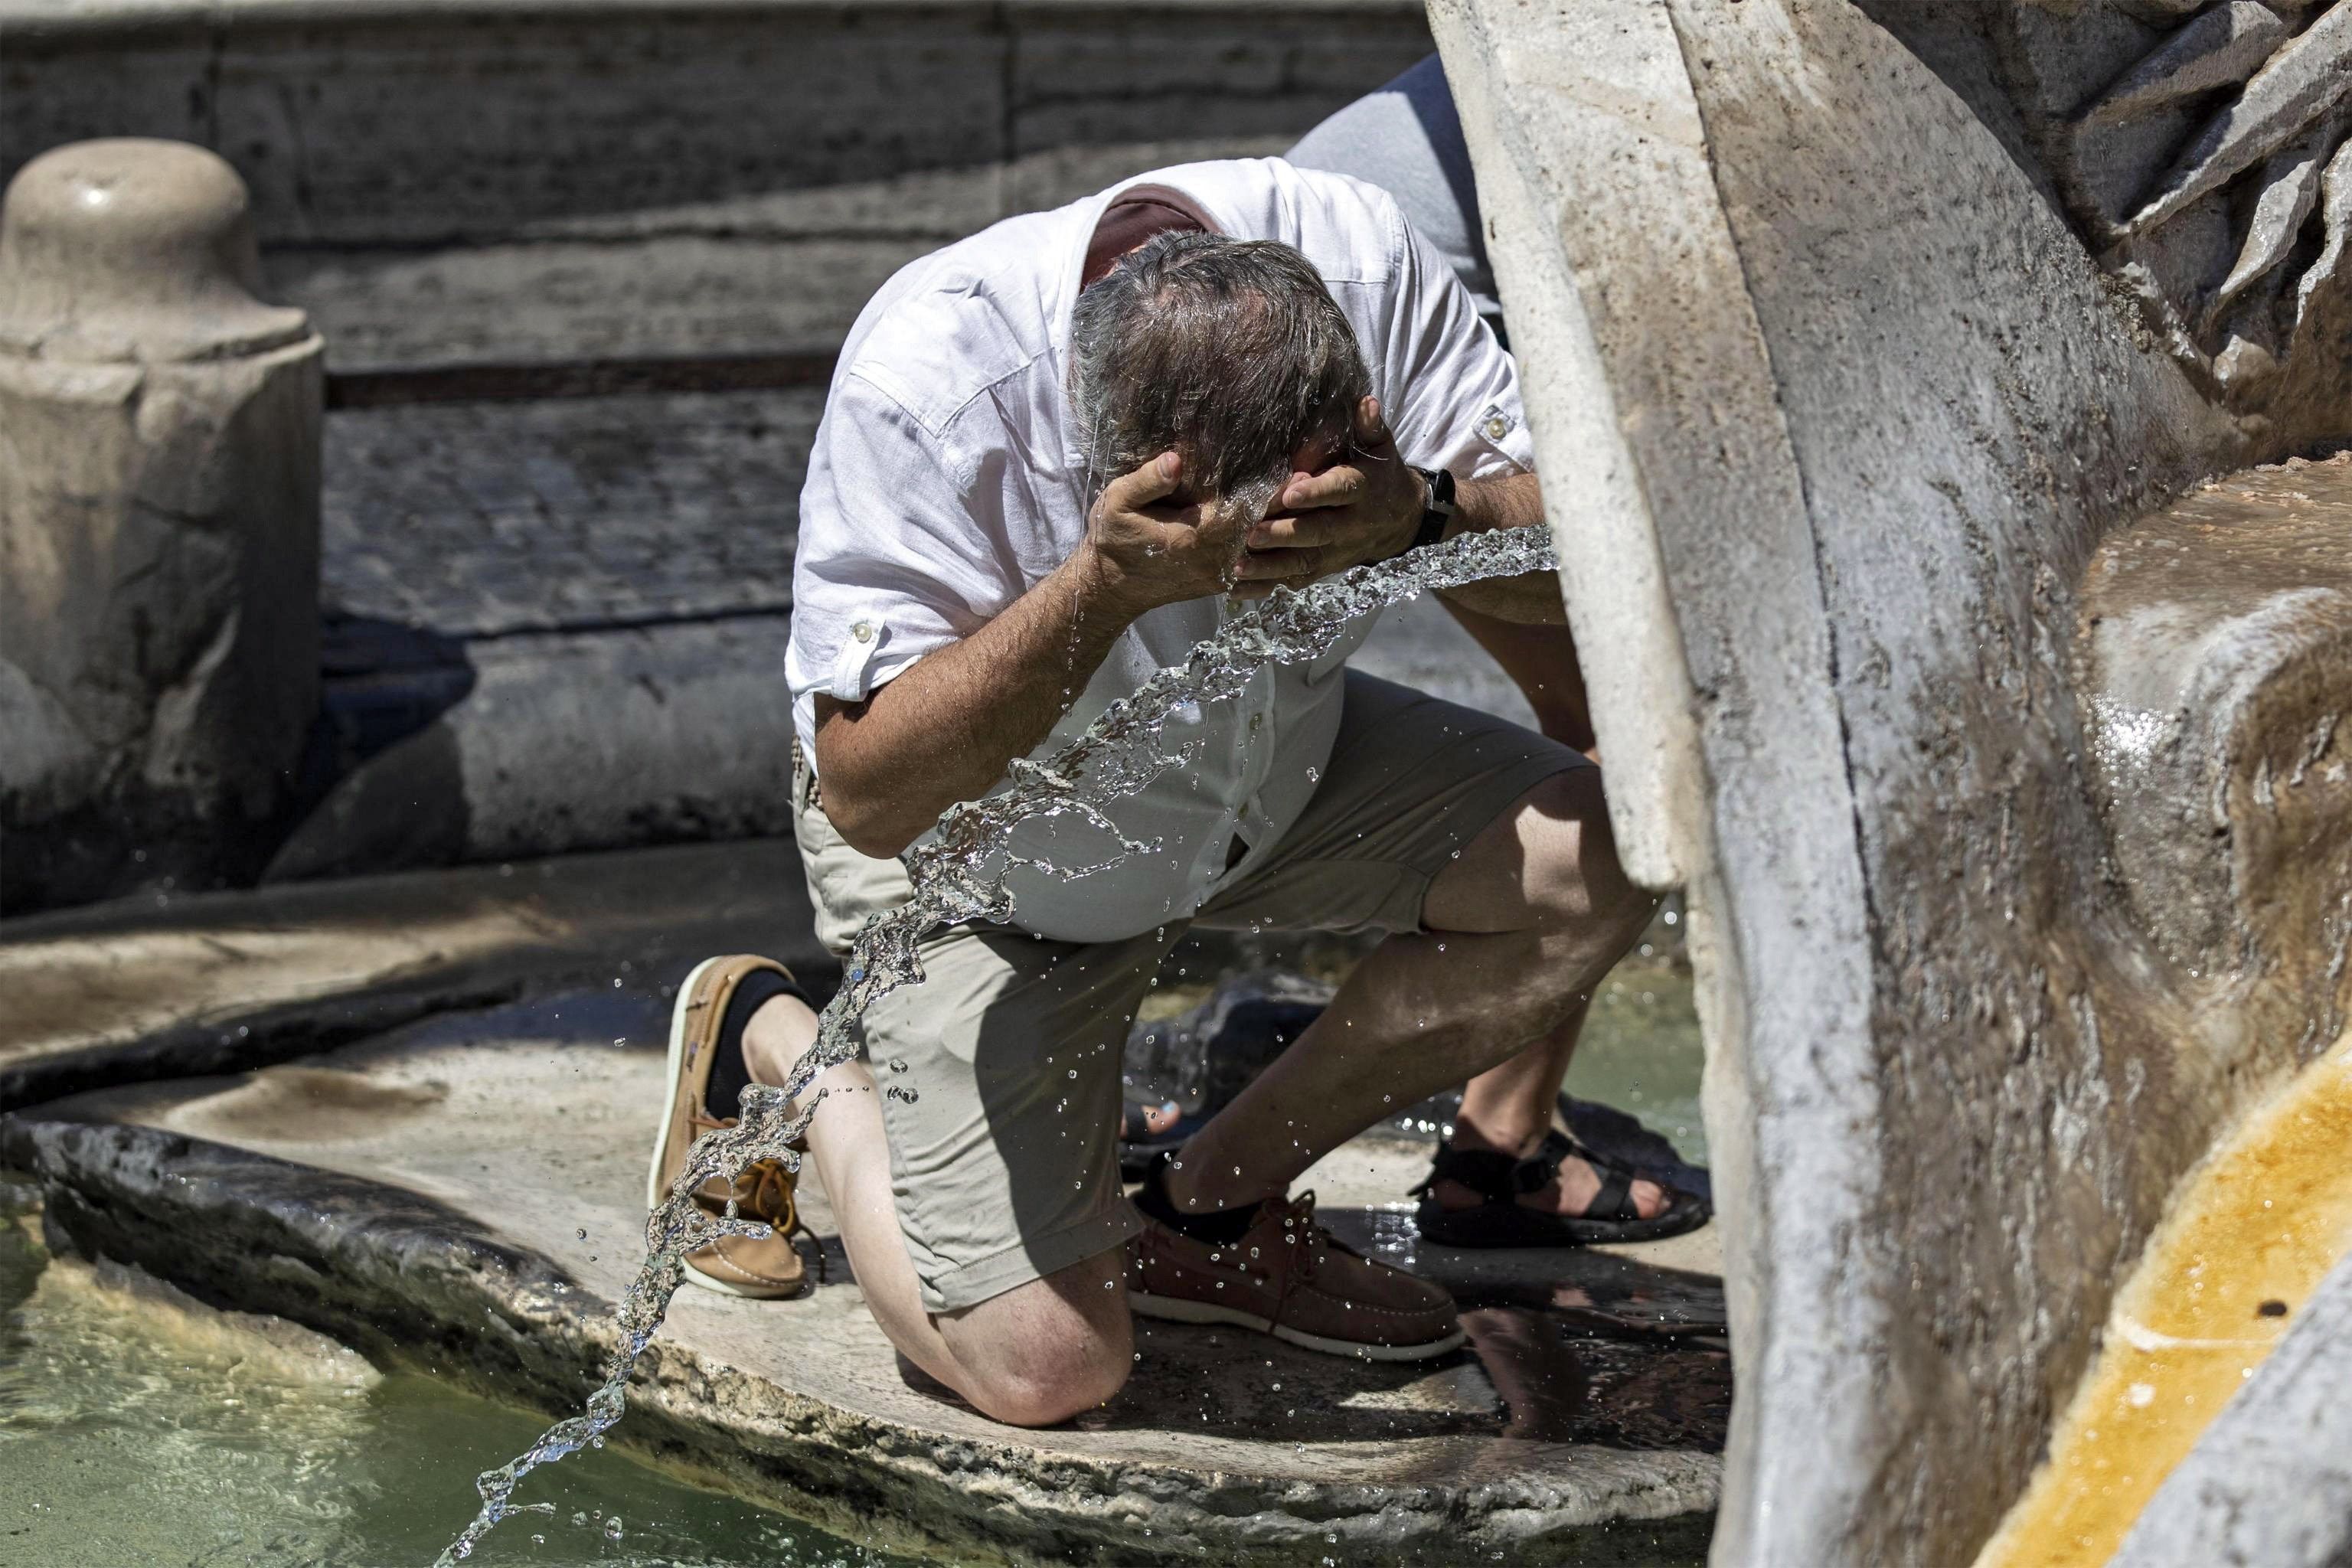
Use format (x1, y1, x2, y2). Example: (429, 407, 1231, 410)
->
(787, 157, 1536, 942)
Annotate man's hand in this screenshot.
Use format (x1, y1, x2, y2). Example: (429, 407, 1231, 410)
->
(1077, 451, 1253, 615)
(1232, 397, 1423, 599)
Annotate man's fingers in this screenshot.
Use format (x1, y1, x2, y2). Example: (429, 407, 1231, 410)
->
(1234, 545, 1325, 581)
(1279, 463, 1367, 511)
(1352, 394, 1394, 452)
(1246, 512, 1333, 550)
(1101, 449, 1182, 516)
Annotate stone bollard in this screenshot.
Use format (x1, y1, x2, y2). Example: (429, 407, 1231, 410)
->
(0, 139, 323, 913)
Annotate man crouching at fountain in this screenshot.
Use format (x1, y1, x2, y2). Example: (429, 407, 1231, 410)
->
(646, 158, 1703, 1427)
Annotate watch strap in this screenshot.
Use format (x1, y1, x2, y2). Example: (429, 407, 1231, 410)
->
(1409, 465, 1456, 554)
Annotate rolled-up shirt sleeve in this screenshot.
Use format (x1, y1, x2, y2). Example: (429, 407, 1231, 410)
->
(787, 372, 1021, 732)
(1372, 188, 1538, 481)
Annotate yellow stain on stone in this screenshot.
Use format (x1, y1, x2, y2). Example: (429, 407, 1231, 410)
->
(1975, 1031, 2352, 1568)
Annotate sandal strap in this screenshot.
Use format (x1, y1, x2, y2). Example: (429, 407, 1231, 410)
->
(1586, 1164, 1640, 1221)
(1546, 1130, 1653, 1220)
(1410, 1137, 1566, 1201)
(1543, 1127, 1635, 1176)
(1416, 1131, 1651, 1221)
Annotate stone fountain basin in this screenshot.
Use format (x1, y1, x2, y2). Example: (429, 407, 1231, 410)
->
(3, 984, 1726, 1566)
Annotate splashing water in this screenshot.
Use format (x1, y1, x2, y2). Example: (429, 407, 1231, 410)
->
(434, 525, 1558, 1562)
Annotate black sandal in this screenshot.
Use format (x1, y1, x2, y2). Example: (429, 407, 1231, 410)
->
(1410, 1129, 1711, 1248)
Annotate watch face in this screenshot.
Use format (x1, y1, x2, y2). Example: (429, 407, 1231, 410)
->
(1423, 467, 1455, 513)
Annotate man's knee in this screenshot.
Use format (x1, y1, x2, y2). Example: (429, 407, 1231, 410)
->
(963, 1336, 1132, 1427)
(940, 1253, 1134, 1428)
(1521, 768, 1651, 939)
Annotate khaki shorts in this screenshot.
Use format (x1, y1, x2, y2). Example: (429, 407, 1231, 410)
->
(793, 671, 1585, 1312)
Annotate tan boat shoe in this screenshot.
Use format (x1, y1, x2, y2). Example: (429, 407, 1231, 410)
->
(1127, 1190, 1464, 1361)
(647, 954, 813, 1299)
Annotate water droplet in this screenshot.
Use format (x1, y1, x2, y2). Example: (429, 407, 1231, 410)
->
(604, 1517, 625, 1540)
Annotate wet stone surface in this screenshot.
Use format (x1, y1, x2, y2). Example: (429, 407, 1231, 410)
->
(2, 986, 1725, 1566)
(0, 838, 836, 1113)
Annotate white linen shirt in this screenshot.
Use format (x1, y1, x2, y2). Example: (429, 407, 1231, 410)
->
(789, 157, 1534, 942)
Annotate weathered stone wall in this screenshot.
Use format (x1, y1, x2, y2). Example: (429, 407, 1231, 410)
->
(1432, 1, 2346, 1564)
(1860, 0, 2352, 456)
(2, 1, 1438, 370)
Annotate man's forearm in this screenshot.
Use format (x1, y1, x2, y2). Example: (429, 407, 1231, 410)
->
(812, 546, 1137, 858)
(1436, 471, 1565, 623)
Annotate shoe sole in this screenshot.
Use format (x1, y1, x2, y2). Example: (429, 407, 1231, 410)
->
(1127, 1289, 1465, 1361)
(648, 955, 799, 1301)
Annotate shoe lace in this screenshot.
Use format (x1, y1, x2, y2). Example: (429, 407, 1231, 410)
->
(1269, 1189, 1356, 1288)
(689, 1110, 801, 1230)
(733, 1158, 799, 1229)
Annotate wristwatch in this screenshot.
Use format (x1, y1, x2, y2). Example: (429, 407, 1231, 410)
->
(1403, 465, 1457, 555)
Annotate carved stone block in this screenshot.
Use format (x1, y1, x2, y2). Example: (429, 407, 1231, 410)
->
(0, 139, 322, 910)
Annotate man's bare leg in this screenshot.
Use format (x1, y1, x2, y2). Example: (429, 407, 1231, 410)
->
(1161, 767, 1658, 1220)
(738, 1003, 1130, 1428)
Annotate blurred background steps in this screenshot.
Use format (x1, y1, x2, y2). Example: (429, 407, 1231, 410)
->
(4, 1, 1465, 900)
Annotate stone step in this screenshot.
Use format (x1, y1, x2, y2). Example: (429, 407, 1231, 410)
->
(0, 838, 835, 1114)
(1, 985, 1726, 1566)
(9, 2, 1433, 378)
(318, 377, 1543, 717)
(299, 384, 1541, 880)
(270, 144, 1266, 377)
(322, 387, 816, 639)
(2078, 449, 2352, 1020)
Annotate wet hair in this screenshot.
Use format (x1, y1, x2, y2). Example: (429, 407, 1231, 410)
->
(1068, 231, 1373, 521)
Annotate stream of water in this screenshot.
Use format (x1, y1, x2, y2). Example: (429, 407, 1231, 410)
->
(435, 525, 1564, 1561)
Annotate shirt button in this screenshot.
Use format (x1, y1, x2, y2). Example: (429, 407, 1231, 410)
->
(1483, 415, 1511, 442)
(851, 620, 875, 643)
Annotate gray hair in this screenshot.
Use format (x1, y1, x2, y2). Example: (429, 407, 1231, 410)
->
(1068, 231, 1373, 521)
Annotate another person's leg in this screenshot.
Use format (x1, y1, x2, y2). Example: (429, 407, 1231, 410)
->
(1160, 675, 1679, 1231)
(1166, 763, 1650, 1220)
(1441, 599, 1594, 754)
(1434, 602, 1672, 1224)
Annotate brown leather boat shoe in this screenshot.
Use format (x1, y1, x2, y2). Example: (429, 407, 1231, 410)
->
(1126, 1190, 1464, 1361)
(647, 954, 812, 1299)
